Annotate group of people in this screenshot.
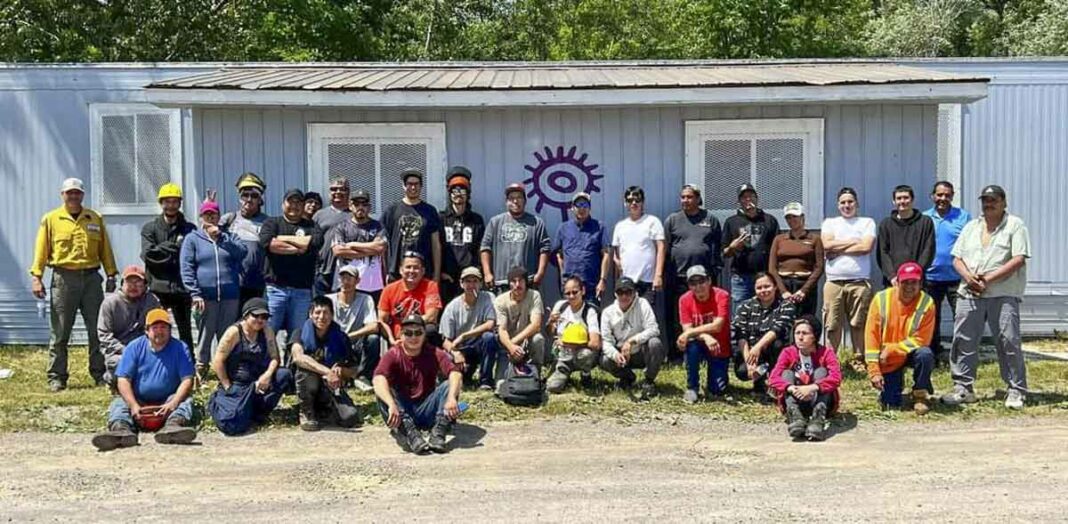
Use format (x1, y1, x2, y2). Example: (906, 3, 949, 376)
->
(30, 166, 1030, 448)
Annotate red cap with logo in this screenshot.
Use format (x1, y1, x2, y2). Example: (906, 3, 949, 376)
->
(897, 262, 924, 283)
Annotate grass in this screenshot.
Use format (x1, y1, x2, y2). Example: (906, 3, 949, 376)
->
(2, 345, 1067, 433)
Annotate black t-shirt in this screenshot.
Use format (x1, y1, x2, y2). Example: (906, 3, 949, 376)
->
(440, 206, 485, 278)
(382, 200, 442, 275)
(665, 209, 723, 277)
(722, 209, 780, 276)
(258, 216, 323, 289)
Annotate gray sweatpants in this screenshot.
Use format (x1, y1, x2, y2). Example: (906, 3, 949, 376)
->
(600, 337, 666, 383)
(195, 299, 239, 365)
(950, 296, 1027, 393)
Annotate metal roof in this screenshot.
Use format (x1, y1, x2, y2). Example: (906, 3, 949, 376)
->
(148, 62, 986, 91)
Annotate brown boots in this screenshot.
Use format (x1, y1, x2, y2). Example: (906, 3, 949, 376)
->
(912, 390, 931, 416)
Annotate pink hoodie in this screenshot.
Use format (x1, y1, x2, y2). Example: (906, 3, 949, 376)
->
(769, 344, 842, 414)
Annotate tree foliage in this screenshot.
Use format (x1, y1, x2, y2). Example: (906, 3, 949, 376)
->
(1, 0, 1066, 62)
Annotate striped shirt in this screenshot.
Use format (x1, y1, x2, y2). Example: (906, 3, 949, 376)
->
(731, 296, 796, 346)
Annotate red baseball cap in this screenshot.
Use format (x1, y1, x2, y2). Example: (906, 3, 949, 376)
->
(897, 262, 924, 282)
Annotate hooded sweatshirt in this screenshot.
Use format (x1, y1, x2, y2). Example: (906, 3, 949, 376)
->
(876, 210, 935, 283)
(180, 228, 247, 301)
(98, 289, 162, 362)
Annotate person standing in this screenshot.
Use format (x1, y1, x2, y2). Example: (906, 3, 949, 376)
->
(381, 169, 443, 282)
(320, 189, 388, 299)
(876, 184, 935, 286)
(922, 181, 972, 363)
(180, 201, 247, 372)
(942, 185, 1031, 410)
(439, 167, 485, 305)
(821, 187, 877, 373)
(259, 189, 324, 341)
(611, 186, 666, 305)
(721, 184, 780, 312)
(480, 183, 551, 294)
(553, 192, 611, 303)
(141, 183, 196, 354)
(219, 172, 270, 306)
(768, 202, 824, 317)
(312, 177, 353, 232)
(31, 177, 118, 392)
(664, 185, 722, 357)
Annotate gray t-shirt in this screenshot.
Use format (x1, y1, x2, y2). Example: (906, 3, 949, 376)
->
(480, 212, 550, 285)
(327, 291, 377, 335)
(313, 206, 350, 232)
(440, 291, 497, 340)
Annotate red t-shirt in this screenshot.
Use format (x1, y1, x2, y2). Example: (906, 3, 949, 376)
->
(378, 278, 442, 338)
(373, 344, 456, 403)
(678, 287, 731, 358)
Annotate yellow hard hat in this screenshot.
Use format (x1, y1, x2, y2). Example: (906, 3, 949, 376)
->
(561, 323, 589, 346)
(157, 183, 183, 201)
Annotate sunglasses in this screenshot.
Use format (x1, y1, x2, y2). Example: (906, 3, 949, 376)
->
(573, 201, 591, 209)
(563, 290, 581, 297)
(615, 288, 635, 296)
(329, 187, 348, 193)
(402, 329, 425, 337)
(240, 192, 262, 200)
(250, 313, 269, 321)
(450, 187, 469, 195)
(626, 198, 643, 204)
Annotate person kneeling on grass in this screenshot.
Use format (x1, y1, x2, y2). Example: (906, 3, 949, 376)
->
(864, 262, 936, 415)
(92, 308, 198, 451)
(546, 275, 602, 393)
(731, 272, 796, 400)
(769, 316, 842, 441)
(374, 314, 464, 455)
(208, 298, 294, 436)
(291, 296, 361, 431)
(599, 277, 664, 400)
(676, 265, 732, 404)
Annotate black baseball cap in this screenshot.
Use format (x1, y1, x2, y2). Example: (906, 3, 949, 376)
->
(615, 277, 637, 293)
(979, 184, 1006, 200)
(350, 189, 371, 202)
(401, 314, 425, 328)
(737, 183, 757, 198)
(283, 188, 305, 202)
(242, 297, 269, 318)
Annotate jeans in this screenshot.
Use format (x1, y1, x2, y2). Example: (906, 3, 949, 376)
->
(729, 273, 755, 315)
(353, 334, 383, 382)
(377, 380, 452, 430)
(924, 280, 960, 359)
(195, 299, 240, 365)
(313, 273, 334, 298)
(266, 285, 313, 339)
(107, 394, 194, 428)
(454, 332, 499, 386)
(685, 340, 730, 395)
(881, 347, 935, 407)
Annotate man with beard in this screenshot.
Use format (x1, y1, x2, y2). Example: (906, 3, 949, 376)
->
(722, 184, 779, 313)
(321, 189, 388, 302)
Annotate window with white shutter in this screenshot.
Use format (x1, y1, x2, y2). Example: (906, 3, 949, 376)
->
(90, 104, 182, 215)
(307, 123, 447, 215)
(685, 119, 824, 223)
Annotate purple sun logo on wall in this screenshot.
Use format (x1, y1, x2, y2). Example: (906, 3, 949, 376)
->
(523, 146, 603, 221)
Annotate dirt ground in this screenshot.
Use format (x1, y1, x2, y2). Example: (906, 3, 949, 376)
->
(2, 415, 1067, 522)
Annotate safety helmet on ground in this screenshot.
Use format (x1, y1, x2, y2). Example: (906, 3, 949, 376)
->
(157, 183, 183, 201)
(561, 323, 589, 346)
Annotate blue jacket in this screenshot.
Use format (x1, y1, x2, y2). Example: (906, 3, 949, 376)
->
(180, 228, 247, 301)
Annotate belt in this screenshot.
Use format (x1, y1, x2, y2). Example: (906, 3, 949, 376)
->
(54, 266, 100, 274)
(831, 278, 868, 284)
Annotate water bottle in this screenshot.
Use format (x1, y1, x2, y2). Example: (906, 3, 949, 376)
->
(36, 299, 46, 319)
(458, 401, 470, 414)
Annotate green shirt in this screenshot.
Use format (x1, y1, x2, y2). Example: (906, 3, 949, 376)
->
(951, 213, 1030, 298)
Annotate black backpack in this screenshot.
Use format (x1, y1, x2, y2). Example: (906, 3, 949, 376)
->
(498, 362, 545, 407)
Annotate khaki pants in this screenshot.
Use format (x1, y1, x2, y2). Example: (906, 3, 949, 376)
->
(48, 268, 106, 384)
(822, 279, 872, 351)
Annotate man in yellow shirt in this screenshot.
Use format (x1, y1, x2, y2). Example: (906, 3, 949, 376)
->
(30, 178, 118, 392)
(864, 262, 936, 415)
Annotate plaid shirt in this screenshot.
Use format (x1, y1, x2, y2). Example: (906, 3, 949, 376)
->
(731, 296, 796, 345)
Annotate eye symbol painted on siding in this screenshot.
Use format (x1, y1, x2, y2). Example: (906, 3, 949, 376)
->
(524, 146, 603, 221)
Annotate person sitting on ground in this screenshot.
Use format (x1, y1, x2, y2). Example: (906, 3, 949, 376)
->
(599, 277, 664, 400)
(864, 262, 936, 415)
(676, 265, 732, 404)
(546, 275, 602, 393)
(768, 316, 842, 441)
(326, 265, 382, 392)
(378, 251, 443, 347)
(493, 266, 546, 392)
(373, 314, 464, 455)
(731, 272, 797, 399)
(98, 265, 161, 387)
(208, 298, 294, 436)
(290, 296, 361, 431)
(91, 308, 198, 451)
(440, 266, 498, 390)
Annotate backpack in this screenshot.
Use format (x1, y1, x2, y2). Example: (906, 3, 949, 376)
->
(498, 362, 545, 407)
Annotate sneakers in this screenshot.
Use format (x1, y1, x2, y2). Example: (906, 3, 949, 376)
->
(352, 378, 374, 393)
(638, 380, 656, 401)
(912, 390, 931, 416)
(91, 422, 138, 451)
(427, 415, 453, 454)
(154, 417, 198, 445)
(683, 389, 699, 404)
(941, 385, 977, 406)
(398, 416, 430, 455)
(805, 403, 827, 442)
(786, 403, 806, 439)
(1004, 389, 1026, 410)
(546, 370, 569, 394)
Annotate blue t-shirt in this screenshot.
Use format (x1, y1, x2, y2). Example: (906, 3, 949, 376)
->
(552, 217, 609, 288)
(115, 336, 195, 404)
(923, 206, 972, 282)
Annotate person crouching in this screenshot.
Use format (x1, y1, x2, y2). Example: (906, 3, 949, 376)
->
(768, 316, 842, 441)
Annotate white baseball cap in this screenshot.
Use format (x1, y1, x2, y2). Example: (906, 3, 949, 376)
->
(783, 202, 805, 216)
(60, 178, 85, 193)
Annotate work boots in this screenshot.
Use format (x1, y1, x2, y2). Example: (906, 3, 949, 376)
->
(912, 389, 931, 416)
(786, 403, 807, 439)
(427, 415, 454, 454)
(154, 416, 198, 445)
(91, 421, 138, 451)
(299, 399, 321, 432)
(806, 403, 827, 442)
(396, 415, 430, 455)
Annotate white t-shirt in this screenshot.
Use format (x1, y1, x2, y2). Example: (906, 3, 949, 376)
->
(821, 216, 877, 281)
(611, 214, 665, 283)
(552, 300, 600, 337)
